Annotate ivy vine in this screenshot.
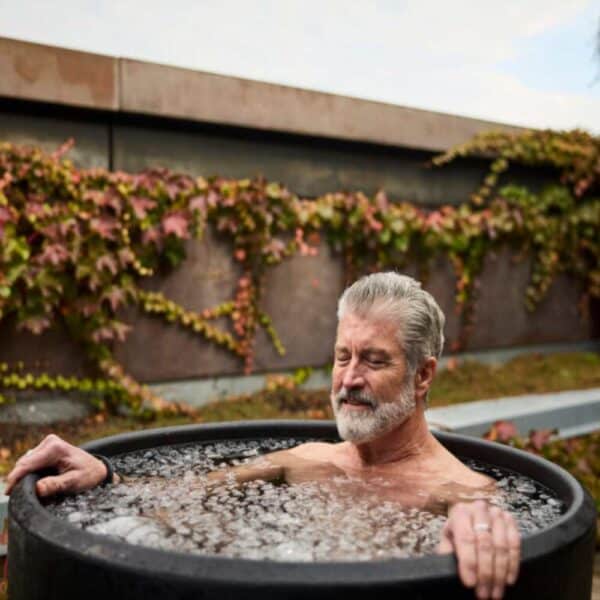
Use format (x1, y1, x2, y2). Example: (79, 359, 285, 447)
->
(0, 129, 597, 414)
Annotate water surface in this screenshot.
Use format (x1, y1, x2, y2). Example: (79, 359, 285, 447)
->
(48, 438, 564, 562)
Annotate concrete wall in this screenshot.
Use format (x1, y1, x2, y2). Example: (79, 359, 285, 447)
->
(0, 106, 551, 204)
(0, 37, 595, 383)
(112, 123, 494, 205)
(0, 234, 591, 382)
(0, 36, 537, 205)
(0, 37, 522, 153)
(0, 111, 109, 169)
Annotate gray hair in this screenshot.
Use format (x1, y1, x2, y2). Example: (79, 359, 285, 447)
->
(337, 272, 445, 373)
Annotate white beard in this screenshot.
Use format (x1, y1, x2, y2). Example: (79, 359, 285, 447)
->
(331, 377, 416, 443)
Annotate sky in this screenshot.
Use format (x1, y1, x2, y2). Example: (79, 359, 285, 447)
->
(1, 0, 599, 132)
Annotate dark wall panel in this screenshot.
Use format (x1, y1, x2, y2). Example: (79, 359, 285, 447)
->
(112, 123, 491, 205)
(0, 111, 109, 168)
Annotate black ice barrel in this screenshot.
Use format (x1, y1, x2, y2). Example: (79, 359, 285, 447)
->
(7, 421, 597, 599)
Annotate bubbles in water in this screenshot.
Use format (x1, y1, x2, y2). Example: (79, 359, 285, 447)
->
(47, 438, 564, 562)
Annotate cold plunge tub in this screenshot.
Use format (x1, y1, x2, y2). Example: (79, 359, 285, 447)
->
(7, 420, 597, 599)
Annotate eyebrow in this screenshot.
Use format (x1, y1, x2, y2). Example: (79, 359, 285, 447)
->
(334, 346, 392, 359)
(362, 348, 392, 359)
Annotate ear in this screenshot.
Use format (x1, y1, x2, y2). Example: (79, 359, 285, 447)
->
(414, 357, 437, 403)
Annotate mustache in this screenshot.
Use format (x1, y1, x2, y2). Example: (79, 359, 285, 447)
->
(334, 388, 376, 408)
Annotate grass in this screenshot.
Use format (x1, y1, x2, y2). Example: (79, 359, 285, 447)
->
(428, 351, 600, 407)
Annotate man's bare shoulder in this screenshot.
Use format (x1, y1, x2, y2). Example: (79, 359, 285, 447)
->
(442, 453, 495, 490)
(286, 441, 339, 461)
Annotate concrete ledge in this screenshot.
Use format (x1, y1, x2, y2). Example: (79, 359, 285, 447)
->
(0, 37, 117, 110)
(427, 387, 600, 440)
(437, 340, 600, 368)
(148, 340, 600, 407)
(119, 58, 522, 152)
(0, 395, 94, 426)
(0, 36, 522, 152)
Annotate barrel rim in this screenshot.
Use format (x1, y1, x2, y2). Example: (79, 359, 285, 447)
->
(9, 419, 597, 587)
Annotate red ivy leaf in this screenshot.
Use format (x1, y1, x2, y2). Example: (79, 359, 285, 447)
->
(93, 321, 131, 343)
(112, 321, 131, 342)
(234, 249, 246, 261)
(142, 226, 162, 247)
(104, 189, 123, 214)
(84, 189, 122, 213)
(118, 247, 135, 266)
(96, 254, 118, 275)
(0, 206, 14, 225)
(91, 326, 113, 343)
(103, 287, 126, 312)
(39, 223, 60, 240)
(425, 211, 444, 230)
(59, 218, 79, 237)
(375, 190, 389, 213)
(188, 195, 207, 213)
(529, 428, 555, 451)
(51, 138, 74, 160)
(18, 316, 51, 335)
(162, 212, 189, 239)
(206, 190, 220, 207)
(263, 239, 286, 260)
(0, 171, 13, 191)
(165, 181, 181, 200)
(90, 217, 119, 240)
(39, 243, 70, 266)
(83, 190, 104, 206)
(25, 202, 46, 219)
(484, 420, 518, 443)
(77, 299, 99, 317)
(130, 196, 157, 219)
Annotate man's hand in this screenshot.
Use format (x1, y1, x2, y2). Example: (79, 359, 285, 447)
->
(5, 434, 108, 497)
(437, 500, 521, 599)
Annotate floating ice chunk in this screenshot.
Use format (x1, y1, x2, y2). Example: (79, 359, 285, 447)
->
(88, 516, 171, 547)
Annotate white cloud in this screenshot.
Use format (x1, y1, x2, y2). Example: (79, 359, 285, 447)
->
(0, 0, 598, 132)
(404, 66, 599, 131)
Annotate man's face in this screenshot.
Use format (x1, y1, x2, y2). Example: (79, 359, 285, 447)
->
(331, 311, 416, 443)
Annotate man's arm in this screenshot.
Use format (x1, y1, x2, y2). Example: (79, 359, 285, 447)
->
(437, 499, 521, 600)
(5, 434, 112, 497)
(203, 455, 286, 486)
(5, 434, 290, 497)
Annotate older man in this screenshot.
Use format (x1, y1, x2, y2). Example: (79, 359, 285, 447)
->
(6, 272, 520, 600)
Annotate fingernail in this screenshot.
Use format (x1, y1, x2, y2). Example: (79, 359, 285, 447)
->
(476, 585, 489, 599)
(491, 586, 503, 599)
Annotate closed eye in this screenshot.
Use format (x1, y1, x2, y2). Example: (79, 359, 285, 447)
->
(367, 359, 387, 368)
(363, 351, 391, 367)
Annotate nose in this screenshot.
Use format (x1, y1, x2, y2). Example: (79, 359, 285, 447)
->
(340, 358, 365, 390)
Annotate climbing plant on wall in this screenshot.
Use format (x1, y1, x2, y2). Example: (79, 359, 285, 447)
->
(0, 129, 598, 413)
